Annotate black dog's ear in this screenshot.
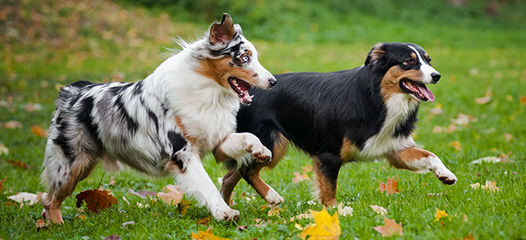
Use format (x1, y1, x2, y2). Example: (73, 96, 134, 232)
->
(364, 43, 386, 66)
(209, 13, 236, 45)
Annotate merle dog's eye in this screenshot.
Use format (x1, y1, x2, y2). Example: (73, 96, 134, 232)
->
(240, 55, 250, 63)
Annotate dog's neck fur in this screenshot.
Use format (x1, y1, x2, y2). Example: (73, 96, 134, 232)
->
(145, 40, 240, 151)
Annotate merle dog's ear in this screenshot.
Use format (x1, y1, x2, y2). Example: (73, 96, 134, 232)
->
(364, 43, 386, 66)
(209, 13, 236, 45)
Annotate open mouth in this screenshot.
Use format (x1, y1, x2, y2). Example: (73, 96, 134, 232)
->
(400, 79, 435, 102)
(227, 77, 253, 105)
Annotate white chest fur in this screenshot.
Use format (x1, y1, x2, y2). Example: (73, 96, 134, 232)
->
(359, 94, 418, 158)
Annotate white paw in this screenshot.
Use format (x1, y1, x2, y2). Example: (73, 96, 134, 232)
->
(265, 188, 284, 205)
(434, 167, 457, 185)
(244, 136, 272, 163)
(212, 207, 240, 221)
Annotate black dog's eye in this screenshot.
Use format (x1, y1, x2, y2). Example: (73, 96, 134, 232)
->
(426, 57, 432, 62)
(240, 54, 250, 63)
(403, 58, 416, 65)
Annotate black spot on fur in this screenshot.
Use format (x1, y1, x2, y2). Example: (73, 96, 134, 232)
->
(109, 82, 133, 95)
(161, 103, 169, 115)
(394, 108, 418, 137)
(69, 80, 93, 88)
(147, 109, 159, 133)
(77, 97, 102, 149)
(167, 131, 186, 154)
(115, 95, 138, 134)
(132, 81, 143, 96)
(53, 113, 76, 162)
(57, 165, 61, 173)
(57, 180, 62, 187)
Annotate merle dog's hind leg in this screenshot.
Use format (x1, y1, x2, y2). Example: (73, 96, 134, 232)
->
(312, 153, 342, 207)
(41, 139, 100, 224)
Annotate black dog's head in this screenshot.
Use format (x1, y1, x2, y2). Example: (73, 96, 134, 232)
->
(365, 42, 440, 102)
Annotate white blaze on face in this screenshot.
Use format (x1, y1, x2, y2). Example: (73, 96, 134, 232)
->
(408, 45, 439, 84)
(242, 37, 274, 89)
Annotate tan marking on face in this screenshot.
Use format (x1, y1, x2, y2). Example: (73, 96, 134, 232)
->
(313, 156, 337, 207)
(411, 53, 417, 59)
(424, 53, 429, 59)
(340, 137, 357, 163)
(380, 65, 423, 101)
(246, 50, 253, 56)
(387, 147, 435, 170)
(197, 57, 259, 89)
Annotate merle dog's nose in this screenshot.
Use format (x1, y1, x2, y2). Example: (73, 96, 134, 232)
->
(431, 72, 441, 83)
(268, 77, 277, 87)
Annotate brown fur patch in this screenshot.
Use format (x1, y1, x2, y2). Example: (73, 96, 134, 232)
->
(340, 137, 357, 163)
(388, 147, 435, 170)
(197, 57, 259, 89)
(242, 165, 271, 199)
(369, 43, 386, 64)
(411, 52, 417, 59)
(212, 146, 230, 163)
(220, 169, 242, 206)
(380, 65, 423, 101)
(313, 156, 337, 207)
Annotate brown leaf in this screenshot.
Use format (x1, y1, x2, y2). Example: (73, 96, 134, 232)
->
(31, 125, 48, 138)
(237, 225, 248, 231)
(76, 189, 117, 213)
(8, 160, 30, 169)
(3, 120, 22, 129)
(105, 234, 121, 240)
(520, 96, 526, 105)
(373, 217, 403, 237)
(129, 189, 156, 199)
(196, 216, 211, 226)
(157, 185, 183, 205)
(191, 229, 230, 240)
(178, 199, 192, 215)
(36, 219, 49, 231)
(0, 177, 6, 193)
(8, 192, 46, 207)
(475, 91, 492, 105)
(379, 177, 399, 194)
(292, 172, 309, 183)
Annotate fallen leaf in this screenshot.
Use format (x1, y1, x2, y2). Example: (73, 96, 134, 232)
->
(302, 165, 313, 173)
(178, 199, 192, 215)
(292, 172, 309, 183)
(36, 219, 48, 230)
(24, 103, 42, 112)
(237, 225, 248, 231)
(290, 212, 312, 222)
(31, 125, 48, 138)
(463, 233, 475, 240)
(299, 208, 341, 240)
(267, 205, 282, 217)
(470, 183, 481, 189)
(520, 96, 526, 105)
(0, 143, 8, 155)
(434, 208, 448, 222)
(373, 217, 403, 237)
(8, 192, 46, 207)
(463, 214, 469, 222)
(8, 160, 30, 169)
(76, 189, 117, 213)
(0, 177, 6, 192)
(191, 228, 231, 240)
(470, 155, 510, 164)
(451, 113, 475, 126)
(450, 141, 462, 151)
(432, 126, 443, 133)
(3, 121, 22, 129)
(369, 205, 387, 215)
(378, 177, 399, 194)
(504, 133, 513, 141)
(196, 217, 211, 226)
(337, 203, 353, 217)
(295, 223, 303, 230)
(470, 181, 500, 192)
(157, 185, 183, 205)
(430, 104, 443, 115)
(78, 214, 86, 220)
(122, 221, 135, 227)
(475, 90, 492, 105)
(129, 189, 156, 199)
(108, 176, 116, 185)
(105, 234, 121, 240)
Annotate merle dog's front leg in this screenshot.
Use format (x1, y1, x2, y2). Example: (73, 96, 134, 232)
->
(214, 132, 272, 165)
(388, 147, 457, 184)
(165, 147, 239, 221)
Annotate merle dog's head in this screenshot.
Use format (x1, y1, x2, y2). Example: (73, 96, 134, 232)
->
(197, 13, 276, 105)
(365, 42, 441, 102)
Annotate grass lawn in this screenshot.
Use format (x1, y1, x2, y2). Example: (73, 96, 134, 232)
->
(1, 1, 526, 239)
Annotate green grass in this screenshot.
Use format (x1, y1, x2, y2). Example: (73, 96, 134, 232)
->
(1, 1, 526, 239)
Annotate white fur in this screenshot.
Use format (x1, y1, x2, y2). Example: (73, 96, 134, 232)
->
(359, 94, 418, 158)
(264, 187, 284, 205)
(405, 155, 457, 183)
(217, 132, 272, 164)
(408, 45, 439, 84)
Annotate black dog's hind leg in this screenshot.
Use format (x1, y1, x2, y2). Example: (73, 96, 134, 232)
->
(312, 153, 342, 206)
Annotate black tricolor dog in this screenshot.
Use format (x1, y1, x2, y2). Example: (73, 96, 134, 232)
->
(216, 42, 457, 206)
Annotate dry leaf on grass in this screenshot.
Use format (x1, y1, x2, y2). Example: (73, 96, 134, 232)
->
(8, 192, 46, 207)
(157, 185, 183, 205)
(3, 121, 22, 129)
(434, 208, 449, 222)
(471, 181, 500, 192)
(196, 217, 211, 226)
(122, 221, 135, 227)
(520, 96, 526, 105)
(237, 225, 248, 231)
(108, 176, 116, 185)
(450, 141, 462, 151)
(178, 199, 192, 215)
(267, 205, 282, 217)
(373, 217, 403, 237)
(470, 155, 510, 164)
(369, 205, 388, 215)
(475, 90, 492, 105)
(8, 160, 30, 169)
(105, 234, 121, 240)
(299, 208, 341, 240)
(191, 228, 231, 240)
(292, 172, 309, 183)
(31, 125, 48, 138)
(379, 177, 399, 194)
(504, 133, 513, 141)
(0, 143, 8, 155)
(337, 203, 353, 217)
(129, 189, 156, 199)
(36, 219, 49, 230)
(75, 189, 117, 213)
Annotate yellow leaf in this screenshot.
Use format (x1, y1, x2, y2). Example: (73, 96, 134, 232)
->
(373, 217, 403, 237)
(191, 228, 230, 240)
(434, 208, 448, 222)
(31, 125, 48, 138)
(178, 200, 192, 215)
(267, 205, 282, 217)
(450, 141, 461, 151)
(520, 96, 526, 105)
(481, 181, 500, 192)
(299, 208, 341, 240)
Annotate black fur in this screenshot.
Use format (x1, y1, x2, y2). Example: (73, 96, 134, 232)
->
(114, 95, 138, 134)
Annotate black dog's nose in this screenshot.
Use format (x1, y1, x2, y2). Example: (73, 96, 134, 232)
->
(268, 77, 277, 87)
(431, 72, 441, 83)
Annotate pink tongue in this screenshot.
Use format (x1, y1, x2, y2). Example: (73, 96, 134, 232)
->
(416, 85, 435, 102)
